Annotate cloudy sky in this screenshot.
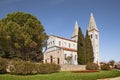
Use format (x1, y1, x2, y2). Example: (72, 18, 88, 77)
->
(0, 0, 120, 62)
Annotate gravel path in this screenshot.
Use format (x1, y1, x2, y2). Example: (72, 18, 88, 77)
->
(98, 77, 120, 80)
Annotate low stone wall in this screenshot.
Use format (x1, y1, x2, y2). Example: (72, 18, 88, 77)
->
(60, 65, 86, 71)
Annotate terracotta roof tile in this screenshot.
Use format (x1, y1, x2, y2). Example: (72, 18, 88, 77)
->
(61, 47, 77, 52)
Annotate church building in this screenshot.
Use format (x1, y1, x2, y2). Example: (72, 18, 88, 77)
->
(44, 13, 99, 65)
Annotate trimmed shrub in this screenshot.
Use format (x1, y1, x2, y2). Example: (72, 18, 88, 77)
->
(101, 63, 111, 71)
(0, 58, 8, 74)
(37, 63, 61, 74)
(10, 59, 61, 75)
(86, 63, 99, 70)
(10, 59, 37, 75)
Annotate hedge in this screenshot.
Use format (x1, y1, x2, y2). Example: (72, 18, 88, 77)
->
(86, 62, 99, 70)
(9, 59, 60, 75)
(0, 58, 8, 74)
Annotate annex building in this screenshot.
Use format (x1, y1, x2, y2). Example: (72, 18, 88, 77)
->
(44, 13, 99, 65)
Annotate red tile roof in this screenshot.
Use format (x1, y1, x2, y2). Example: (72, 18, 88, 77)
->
(61, 47, 77, 52)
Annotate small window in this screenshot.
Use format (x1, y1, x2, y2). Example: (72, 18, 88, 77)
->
(57, 58, 60, 64)
(75, 55, 77, 61)
(64, 42, 66, 47)
(45, 60, 47, 63)
(53, 41, 54, 44)
(59, 41, 61, 46)
(64, 54, 67, 59)
(69, 43, 71, 48)
(91, 34, 93, 38)
(95, 34, 98, 39)
(73, 44, 75, 47)
(50, 55, 53, 63)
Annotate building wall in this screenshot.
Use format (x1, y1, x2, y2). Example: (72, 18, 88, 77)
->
(44, 48, 63, 64)
(60, 65, 86, 71)
(44, 35, 77, 65)
(63, 50, 77, 65)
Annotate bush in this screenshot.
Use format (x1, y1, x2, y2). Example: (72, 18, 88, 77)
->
(101, 63, 111, 71)
(10, 59, 61, 75)
(0, 58, 8, 74)
(86, 63, 99, 70)
(10, 59, 37, 75)
(37, 63, 61, 74)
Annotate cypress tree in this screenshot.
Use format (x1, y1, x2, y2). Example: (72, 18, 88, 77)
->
(77, 27, 86, 64)
(85, 30, 94, 63)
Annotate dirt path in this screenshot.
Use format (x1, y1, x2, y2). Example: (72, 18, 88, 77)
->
(98, 77, 120, 80)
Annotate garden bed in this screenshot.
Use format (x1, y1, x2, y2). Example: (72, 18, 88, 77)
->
(71, 70, 100, 73)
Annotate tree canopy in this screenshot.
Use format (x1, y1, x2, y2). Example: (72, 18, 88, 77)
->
(0, 12, 47, 62)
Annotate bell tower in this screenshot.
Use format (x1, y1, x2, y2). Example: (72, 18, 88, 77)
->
(71, 21, 79, 42)
(87, 13, 99, 64)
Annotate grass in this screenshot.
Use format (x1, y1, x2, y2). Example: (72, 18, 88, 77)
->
(0, 70, 120, 80)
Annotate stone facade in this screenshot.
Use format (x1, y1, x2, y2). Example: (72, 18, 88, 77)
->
(60, 65, 86, 71)
(44, 35, 78, 65)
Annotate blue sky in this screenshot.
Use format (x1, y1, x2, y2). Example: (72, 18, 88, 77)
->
(0, 0, 120, 62)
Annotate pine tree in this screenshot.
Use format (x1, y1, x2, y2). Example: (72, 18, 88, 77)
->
(77, 27, 86, 64)
(85, 30, 94, 63)
(0, 12, 48, 62)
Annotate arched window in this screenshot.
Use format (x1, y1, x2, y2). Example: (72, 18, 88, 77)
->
(59, 41, 61, 46)
(57, 58, 60, 64)
(45, 60, 47, 63)
(91, 34, 93, 38)
(64, 54, 66, 59)
(95, 34, 98, 39)
(75, 55, 77, 61)
(69, 43, 71, 48)
(50, 55, 53, 63)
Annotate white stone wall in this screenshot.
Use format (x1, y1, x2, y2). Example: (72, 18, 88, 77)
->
(63, 50, 77, 65)
(46, 35, 77, 50)
(44, 49, 63, 64)
(88, 30, 99, 64)
(44, 35, 77, 65)
(60, 65, 86, 71)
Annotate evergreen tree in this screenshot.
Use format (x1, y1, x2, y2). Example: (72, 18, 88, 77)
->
(85, 30, 94, 63)
(77, 27, 86, 64)
(0, 12, 48, 62)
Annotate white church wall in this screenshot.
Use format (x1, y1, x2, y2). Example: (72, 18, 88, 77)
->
(63, 50, 77, 65)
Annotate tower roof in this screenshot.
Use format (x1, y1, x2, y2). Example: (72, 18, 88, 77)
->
(87, 13, 98, 31)
(72, 21, 79, 37)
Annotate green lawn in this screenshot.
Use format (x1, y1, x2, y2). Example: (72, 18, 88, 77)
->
(0, 70, 120, 80)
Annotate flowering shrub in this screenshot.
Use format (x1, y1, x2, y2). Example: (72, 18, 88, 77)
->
(71, 70, 99, 73)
